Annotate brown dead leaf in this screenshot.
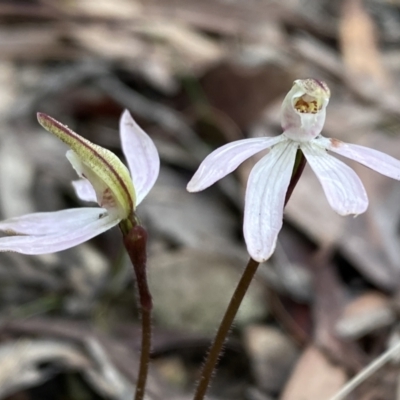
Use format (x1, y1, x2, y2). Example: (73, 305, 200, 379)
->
(0, 26, 77, 61)
(0, 339, 89, 399)
(129, 21, 223, 68)
(281, 345, 347, 400)
(60, 0, 141, 19)
(244, 325, 299, 394)
(199, 62, 292, 130)
(292, 34, 344, 80)
(143, 0, 283, 36)
(2, 318, 172, 399)
(336, 292, 395, 339)
(339, 0, 389, 92)
(70, 25, 145, 61)
(312, 249, 365, 371)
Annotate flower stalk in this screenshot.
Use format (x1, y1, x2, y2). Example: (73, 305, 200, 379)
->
(192, 257, 259, 400)
(121, 222, 152, 400)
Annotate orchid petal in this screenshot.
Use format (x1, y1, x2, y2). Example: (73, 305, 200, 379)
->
(119, 110, 160, 205)
(37, 113, 136, 217)
(243, 140, 298, 262)
(187, 136, 285, 192)
(72, 180, 97, 203)
(318, 137, 400, 180)
(0, 208, 108, 236)
(301, 142, 368, 215)
(0, 209, 119, 254)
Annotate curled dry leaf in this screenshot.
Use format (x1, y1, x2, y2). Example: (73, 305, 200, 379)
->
(281, 346, 347, 400)
(0, 339, 89, 398)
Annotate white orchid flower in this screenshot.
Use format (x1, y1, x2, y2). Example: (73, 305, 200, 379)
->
(0, 110, 160, 254)
(187, 79, 400, 262)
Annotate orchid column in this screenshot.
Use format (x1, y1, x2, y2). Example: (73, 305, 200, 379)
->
(0, 111, 160, 400)
(187, 78, 400, 400)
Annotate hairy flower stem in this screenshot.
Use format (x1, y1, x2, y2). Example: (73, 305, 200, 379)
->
(122, 224, 152, 400)
(193, 151, 306, 400)
(193, 257, 259, 400)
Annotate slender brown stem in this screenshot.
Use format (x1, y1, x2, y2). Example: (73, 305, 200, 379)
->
(193, 257, 260, 400)
(121, 224, 152, 400)
(135, 307, 152, 400)
(193, 150, 307, 400)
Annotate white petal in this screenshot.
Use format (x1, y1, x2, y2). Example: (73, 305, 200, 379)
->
(319, 137, 400, 180)
(187, 136, 285, 192)
(301, 142, 368, 215)
(72, 179, 97, 203)
(120, 110, 160, 205)
(0, 210, 119, 254)
(244, 140, 298, 262)
(66, 150, 106, 206)
(0, 208, 109, 236)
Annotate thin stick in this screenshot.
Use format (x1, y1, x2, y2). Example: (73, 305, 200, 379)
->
(329, 340, 400, 400)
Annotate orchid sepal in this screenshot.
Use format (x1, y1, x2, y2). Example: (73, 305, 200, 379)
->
(0, 208, 119, 254)
(37, 113, 136, 219)
(119, 110, 160, 206)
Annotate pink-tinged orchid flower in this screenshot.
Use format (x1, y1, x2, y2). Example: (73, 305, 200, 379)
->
(187, 79, 400, 262)
(0, 110, 160, 254)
